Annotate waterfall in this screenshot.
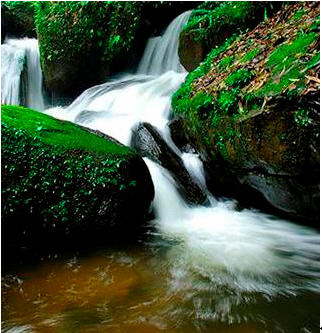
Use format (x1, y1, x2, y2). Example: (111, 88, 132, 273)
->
(43, 11, 319, 294)
(137, 11, 190, 75)
(1, 38, 44, 110)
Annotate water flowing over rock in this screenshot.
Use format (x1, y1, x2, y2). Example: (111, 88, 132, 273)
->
(137, 10, 190, 75)
(131, 122, 208, 205)
(1, 38, 44, 110)
(2, 8, 319, 308)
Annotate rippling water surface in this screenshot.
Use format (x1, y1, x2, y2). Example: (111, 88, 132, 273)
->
(2, 233, 319, 333)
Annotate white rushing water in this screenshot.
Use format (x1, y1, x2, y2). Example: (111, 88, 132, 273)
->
(9, 11, 319, 296)
(1, 38, 44, 110)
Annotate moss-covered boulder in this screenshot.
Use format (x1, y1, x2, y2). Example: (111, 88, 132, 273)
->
(172, 2, 320, 221)
(2, 105, 154, 252)
(1, 1, 36, 43)
(34, 1, 198, 100)
(178, 1, 282, 71)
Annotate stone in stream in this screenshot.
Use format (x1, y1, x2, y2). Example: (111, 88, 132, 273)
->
(131, 122, 209, 206)
(2, 105, 155, 260)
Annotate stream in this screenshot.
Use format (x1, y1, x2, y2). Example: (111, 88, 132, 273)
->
(1, 11, 320, 333)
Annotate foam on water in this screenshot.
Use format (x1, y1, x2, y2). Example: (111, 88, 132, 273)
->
(145, 159, 319, 296)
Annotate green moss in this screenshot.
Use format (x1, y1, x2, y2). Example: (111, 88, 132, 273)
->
(216, 89, 239, 114)
(2, 105, 140, 227)
(241, 48, 260, 63)
(2, 105, 132, 156)
(172, 35, 238, 115)
(182, 1, 279, 47)
(293, 9, 306, 20)
(256, 32, 318, 97)
(226, 68, 253, 87)
(310, 16, 320, 31)
(267, 32, 317, 71)
(184, 1, 256, 39)
(172, 2, 319, 168)
(35, 2, 141, 68)
(2, 1, 37, 37)
(294, 109, 311, 127)
(218, 56, 235, 69)
(191, 92, 214, 119)
(257, 67, 306, 97)
(307, 51, 320, 69)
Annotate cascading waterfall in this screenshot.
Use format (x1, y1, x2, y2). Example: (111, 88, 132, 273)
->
(1, 38, 44, 110)
(44, 10, 319, 298)
(136, 11, 189, 75)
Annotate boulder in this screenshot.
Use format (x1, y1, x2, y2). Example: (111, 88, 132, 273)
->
(2, 105, 155, 253)
(35, 2, 199, 100)
(172, 2, 320, 222)
(131, 122, 208, 206)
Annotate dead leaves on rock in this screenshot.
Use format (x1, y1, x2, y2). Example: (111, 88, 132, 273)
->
(192, 2, 320, 102)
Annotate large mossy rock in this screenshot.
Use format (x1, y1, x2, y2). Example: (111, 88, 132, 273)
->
(2, 105, 154, 251)
(178, 1, 282, 72)
(34, 1, 198, 100)
(172, 2, 320, 222)
(1, 1, 36, 43)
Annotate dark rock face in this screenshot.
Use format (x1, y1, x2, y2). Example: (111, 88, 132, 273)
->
(168, 117, 194, 153)
(178, 30, 209, 72)
(2, 106, 155, 259)
(175, 97, 320, 222)
(131, 122, 208, 206)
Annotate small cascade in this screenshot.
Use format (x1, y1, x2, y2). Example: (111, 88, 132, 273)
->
(1, 38, 44, 110)
(43, 10, 319, 295)
(137, 11, 190, 75)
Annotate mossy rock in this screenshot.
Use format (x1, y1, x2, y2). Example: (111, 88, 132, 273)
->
(1, 1, 36, 42)
(34, 2, 141, 99)
(34, 1, 198, 100)
(172, 2, 320, 221)
(1, 105, 154, 255)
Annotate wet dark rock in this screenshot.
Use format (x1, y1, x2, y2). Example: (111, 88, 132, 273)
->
(168, 116, 196, 153)
(131, 122, 208, 206)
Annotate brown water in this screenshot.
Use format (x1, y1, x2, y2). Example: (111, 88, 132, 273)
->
(2, 241, 319, 333)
